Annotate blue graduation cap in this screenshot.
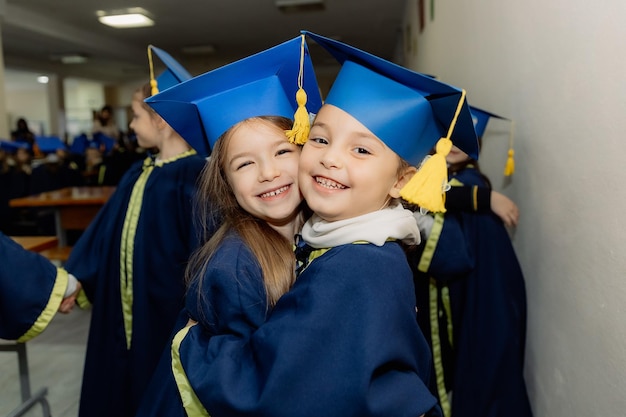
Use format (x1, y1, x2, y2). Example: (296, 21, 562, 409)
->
(303, 31, 478, 163)
(35, 136, 66, 154)
(469, 106, 508, 138)
(145, 45, 211, 156)
(469, 105, 516, 176)
(303, 31, 479, 212)
(70, 133, 89, 154)
(92, 132, 116, 153)
(148, 45, 192, 93)
(146, 35, 323, 152)
(0, 140, 29, 153)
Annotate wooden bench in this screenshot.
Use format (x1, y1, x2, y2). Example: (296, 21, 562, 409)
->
(39, 245, 73, 263)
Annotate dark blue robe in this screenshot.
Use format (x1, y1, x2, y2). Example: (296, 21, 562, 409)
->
(135, 232, 269, 417)
(64, 151, 206, 417)
(170, 241, 439, 417)
(0, 232, 66, 341)
(410, 166, 533, 417)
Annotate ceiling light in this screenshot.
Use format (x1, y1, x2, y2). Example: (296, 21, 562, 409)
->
(49, 53, 89, 64)
(97, 8, 154, 29)
(61, 54, 89, 64)
(37, 76, 49, 84)
(275, 0, 325, 13)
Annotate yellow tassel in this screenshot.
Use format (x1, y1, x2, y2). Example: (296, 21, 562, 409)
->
(504, 149, 515, 176)
(285, 87, 310, 145)
(147, 45, 159, 96)
(400, 137, 452, 213)
(399, 89, 467, 213)
(285, 35, 311, 145)
(150, 79, 158, 96)
(503, 120, 515, 176)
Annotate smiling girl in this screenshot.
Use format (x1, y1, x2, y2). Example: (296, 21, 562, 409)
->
(134, 35, 322, 417)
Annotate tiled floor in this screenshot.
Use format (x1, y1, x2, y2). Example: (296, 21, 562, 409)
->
(0, 307, 90, 417)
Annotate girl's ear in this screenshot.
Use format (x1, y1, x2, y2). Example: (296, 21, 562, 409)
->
(153, 114, 168, 130)
(389, 165, 417, 198)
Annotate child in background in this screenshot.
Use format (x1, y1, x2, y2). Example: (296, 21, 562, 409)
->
(135, 35, 322, 417)
(62, 47, 211, 417)
(410, 116, 532, 416)
(0, 232, 78, 341)
(445, 186, 519, 226)
(446, 105, 520, 226)
(164, 31, 479, 417)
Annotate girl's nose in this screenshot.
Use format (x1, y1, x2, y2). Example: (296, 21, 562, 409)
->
(258, 161, 280, 182)
(319, 147, 342, 169)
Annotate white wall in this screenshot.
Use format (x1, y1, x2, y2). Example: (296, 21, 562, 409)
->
(5, 83, 49, 137)
(402, 1, 626, 415)
(63, 78, 105, 139)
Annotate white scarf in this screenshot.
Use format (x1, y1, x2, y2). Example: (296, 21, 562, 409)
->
(301, 203, 421, 249)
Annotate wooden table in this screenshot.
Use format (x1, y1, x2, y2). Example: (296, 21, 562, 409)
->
(10, 236, 59, 253)
(10, 186, 115, 247)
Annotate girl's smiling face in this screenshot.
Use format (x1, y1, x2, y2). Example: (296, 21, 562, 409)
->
(224, 119, 302, 229)
(298, 104, 407, 222)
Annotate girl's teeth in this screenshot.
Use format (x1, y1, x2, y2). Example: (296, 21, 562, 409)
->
(316, 177, 346, 189)
(261, 185, 288, 198)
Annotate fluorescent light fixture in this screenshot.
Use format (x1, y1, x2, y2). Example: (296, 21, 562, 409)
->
(61, 54, 88, 64)
(37, 76, 49, 84)
(97, 8, 154, 28)
(49, 53, 89, 64)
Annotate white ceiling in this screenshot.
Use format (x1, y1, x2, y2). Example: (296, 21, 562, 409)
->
(2, 0, 407, 87)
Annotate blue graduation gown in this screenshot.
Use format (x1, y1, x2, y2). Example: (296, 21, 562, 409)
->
(0, 232, 67, 341)
(172, 241, 439, 417)
(64, 151, 206, 417)
(135, 232, 269, 417)
(411, 167, 533, 417)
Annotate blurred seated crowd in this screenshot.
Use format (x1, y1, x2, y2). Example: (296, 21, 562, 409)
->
(0, 110, 148, 236)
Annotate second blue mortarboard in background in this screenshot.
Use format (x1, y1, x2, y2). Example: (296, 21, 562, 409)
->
(469, 106, 509, 139)
(149, 45, 193, 92)
(35, 136, 66, 154)
(469, 105, 516, 176)
(0, 140, 29, 153)
(146, 45, 211, 156)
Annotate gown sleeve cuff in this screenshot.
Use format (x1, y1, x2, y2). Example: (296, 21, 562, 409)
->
(76, 288, 92, 309)
(171, 324, 210, 416)
(16, 268, 68, 343)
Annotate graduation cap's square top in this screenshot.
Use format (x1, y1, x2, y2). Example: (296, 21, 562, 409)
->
(150, 46, 192, 92)
(35, 136, 66, 154)
(146, 45, 210, 156)
(146, 36, 322, 151)
(0, 140, 30, 153)
(303, 31, 479, 165)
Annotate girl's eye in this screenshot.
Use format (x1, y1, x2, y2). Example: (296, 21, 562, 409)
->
(354, 147, 371, 155)
(276, 148, 292, 156)
(310, 137, 328, 145)
(236, 161, 253, 170)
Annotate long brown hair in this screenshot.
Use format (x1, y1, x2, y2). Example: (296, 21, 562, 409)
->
(186, 116, 300, 312)
(133, 83, 157, 114)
